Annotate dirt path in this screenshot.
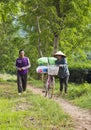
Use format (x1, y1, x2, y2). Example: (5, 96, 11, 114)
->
(28, 84, 91, 130)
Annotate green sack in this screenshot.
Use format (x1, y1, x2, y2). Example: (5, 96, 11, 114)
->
(37, 57, 57, 65)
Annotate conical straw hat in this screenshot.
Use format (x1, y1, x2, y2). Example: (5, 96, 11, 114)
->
(54, 51, 66, 57)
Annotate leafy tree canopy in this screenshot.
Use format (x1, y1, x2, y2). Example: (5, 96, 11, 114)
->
(0, 0, 91, 75)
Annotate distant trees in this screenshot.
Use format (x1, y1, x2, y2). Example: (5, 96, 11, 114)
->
(0, 0, 91, 74)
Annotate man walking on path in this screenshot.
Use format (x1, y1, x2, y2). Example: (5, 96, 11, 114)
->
(16, 49, 31, 95)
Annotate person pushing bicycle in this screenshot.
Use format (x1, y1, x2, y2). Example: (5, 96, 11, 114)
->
(54, 51, 70, 96)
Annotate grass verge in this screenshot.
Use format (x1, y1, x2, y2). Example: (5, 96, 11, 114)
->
(67, 83, 91, 109)
(0, 82, 73, 130)
(30, 78, 91, 110)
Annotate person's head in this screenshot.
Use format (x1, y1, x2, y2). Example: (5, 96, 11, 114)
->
(56, 55, 63, 60)
(54, 51, 66, 60)
(19, 49, 25, 58)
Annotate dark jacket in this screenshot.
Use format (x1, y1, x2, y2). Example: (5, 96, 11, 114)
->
(55, 58, 70, 78)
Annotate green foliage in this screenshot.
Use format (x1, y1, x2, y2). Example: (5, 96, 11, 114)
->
(0, 73, 16, 83)
(0, 0, 91, 77)
(66, 83, 91, 109)
(69, 60, 91, 69)
(28, 79, 91, 110)
(73, 94, 91, 109)
(0, 83, 73, 130)
(67, 83, 90, 99)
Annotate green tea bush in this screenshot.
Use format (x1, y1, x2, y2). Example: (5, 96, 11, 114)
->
(69, 60, 91, 69)
(69, 61, 91, 83)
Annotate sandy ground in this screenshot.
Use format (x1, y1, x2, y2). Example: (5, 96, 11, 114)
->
(27, 84, 91, 130)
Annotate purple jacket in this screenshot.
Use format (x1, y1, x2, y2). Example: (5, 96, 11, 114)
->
(16, 57, 31, 75)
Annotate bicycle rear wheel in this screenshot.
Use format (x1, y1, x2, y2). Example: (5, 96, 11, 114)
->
(48, 87, 53, 98)
(45, 85, 53, 98)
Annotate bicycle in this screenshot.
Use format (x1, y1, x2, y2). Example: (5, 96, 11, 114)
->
(44, 65, 59, 98)
(44, 75, 55, 98)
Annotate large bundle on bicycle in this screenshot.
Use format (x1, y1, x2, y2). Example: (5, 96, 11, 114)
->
(37, 57, 57, 65)
(36, 57, 59, 75)
(36, 66, 48, 74)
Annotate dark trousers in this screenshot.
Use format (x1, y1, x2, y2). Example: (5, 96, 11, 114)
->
(17, 73, 27, 93)
(59, 76, 69, 93)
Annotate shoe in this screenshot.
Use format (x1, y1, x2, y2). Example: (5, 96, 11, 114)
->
(18, 93, 21, 95)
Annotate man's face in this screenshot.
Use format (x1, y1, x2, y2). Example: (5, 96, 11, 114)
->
(19, 51, 24, 58)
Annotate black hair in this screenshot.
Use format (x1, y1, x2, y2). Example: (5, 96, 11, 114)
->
(19, 49, 24, 54)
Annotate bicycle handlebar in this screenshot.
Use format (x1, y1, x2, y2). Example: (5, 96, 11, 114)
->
(57, 64, 68, 67)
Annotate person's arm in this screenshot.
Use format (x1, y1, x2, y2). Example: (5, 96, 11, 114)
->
(58, 58, 68, 67)
(16, 59, 22, 71)
(16, 66, 22, 70)
(59, 58, 68, 67)
(22, 58, 31, 70)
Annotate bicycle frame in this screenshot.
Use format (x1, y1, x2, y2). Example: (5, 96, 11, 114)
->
(45, 75, 55, 98)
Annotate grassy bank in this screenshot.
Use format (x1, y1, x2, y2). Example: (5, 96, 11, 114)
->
(67, 83, 91, 109)
(29, 78, 91, 110)
(0, 83, 73, 130)
(0, 73, 91, 129)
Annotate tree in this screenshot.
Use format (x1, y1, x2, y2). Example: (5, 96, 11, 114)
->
(0, 0, 91, 75)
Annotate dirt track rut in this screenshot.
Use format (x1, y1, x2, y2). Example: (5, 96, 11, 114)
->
(28, 85, 91, 130)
